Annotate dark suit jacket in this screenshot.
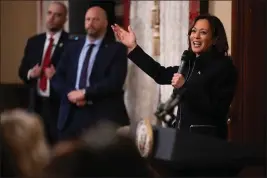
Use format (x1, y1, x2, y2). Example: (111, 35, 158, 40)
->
(52, 36, 129, 131)
(18, 31, 69, 110)
(127, 45, 237, 139)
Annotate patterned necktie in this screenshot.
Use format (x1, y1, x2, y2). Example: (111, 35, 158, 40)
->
(39, 37, 54, 91)
(79, 44, 95, 89)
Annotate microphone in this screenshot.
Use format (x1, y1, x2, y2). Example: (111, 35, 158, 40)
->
(155, 50, 194, 126)
(172, 50, 190, 96)
(177, 50, 191, 74)
(165, 50, 192, 105)
(163, 88, 186, 111)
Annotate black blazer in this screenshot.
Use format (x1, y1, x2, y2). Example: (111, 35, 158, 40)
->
(52, 36, 129, 130)
(18, 31, 69, 109)
(128, 45, 238, 139)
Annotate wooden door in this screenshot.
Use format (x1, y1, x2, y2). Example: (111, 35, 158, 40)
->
(230, 0, 266, 176)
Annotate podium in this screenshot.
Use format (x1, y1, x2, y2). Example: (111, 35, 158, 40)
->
(132, 123, 265, 177)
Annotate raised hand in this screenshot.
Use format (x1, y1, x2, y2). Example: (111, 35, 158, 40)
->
(111, 24, 137, 52)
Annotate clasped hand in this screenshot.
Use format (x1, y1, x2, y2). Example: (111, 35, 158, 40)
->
(44, 65, 56, 79)
(67, 89, 86, 107)
(30, 64, 56, 79)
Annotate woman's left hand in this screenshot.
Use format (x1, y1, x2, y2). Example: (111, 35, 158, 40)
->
(171, 73, 185, 88)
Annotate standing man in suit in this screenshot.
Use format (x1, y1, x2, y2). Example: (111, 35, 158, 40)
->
(52, 6, 129, 140)
(18, 2, 69, 145)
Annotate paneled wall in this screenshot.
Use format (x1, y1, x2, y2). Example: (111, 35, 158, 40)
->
(0, 1, 37, 112)
(209, 1, 232, 54)
(0, 1, 37, 84)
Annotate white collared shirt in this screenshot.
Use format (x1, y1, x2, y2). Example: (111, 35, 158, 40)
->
(75, 36, 104, 89)
(28, 30, 62, 97)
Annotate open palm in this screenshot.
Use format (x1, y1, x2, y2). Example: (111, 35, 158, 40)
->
(111, 24, 137, 50)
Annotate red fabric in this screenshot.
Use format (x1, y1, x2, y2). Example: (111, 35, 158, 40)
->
(40, 0, 43, 28)
(189, 1, 200, 26)
(39, 37, 54, 91)
(123, 0, 130, 28)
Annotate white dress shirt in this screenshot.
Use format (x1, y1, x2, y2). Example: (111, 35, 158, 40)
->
(75, 36, 104, 89)
(28, 30, 62, 97)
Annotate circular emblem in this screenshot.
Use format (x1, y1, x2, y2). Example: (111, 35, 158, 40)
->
(135, 118, 154, 158)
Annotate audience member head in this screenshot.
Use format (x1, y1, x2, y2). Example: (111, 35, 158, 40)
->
(84, 6, 108, 40)
(52, 139, 81, 157)
(116, 125, 131, 137)
(45, 121, 157, 177)
(188, 14, 229, 57)
(46, 1, 67, 33)
(0, 109, 50, 178)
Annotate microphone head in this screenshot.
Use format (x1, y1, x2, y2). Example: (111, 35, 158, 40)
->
(182, 50, 189, 57)
(182, 50, 195, 61)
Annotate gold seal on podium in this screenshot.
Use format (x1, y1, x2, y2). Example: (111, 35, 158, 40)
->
(135, 118, 154, 158)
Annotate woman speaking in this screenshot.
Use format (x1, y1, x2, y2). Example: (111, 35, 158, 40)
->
(112, 14, 237, 139)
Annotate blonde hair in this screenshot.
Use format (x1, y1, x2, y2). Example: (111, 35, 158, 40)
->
(0, 109, 51, 178)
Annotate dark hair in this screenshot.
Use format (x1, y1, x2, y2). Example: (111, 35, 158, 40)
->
(44, 135, 155, 177)
(0, 131, 20, 177)
(188, 14, 229, 56)
(44, 120, 157, 178)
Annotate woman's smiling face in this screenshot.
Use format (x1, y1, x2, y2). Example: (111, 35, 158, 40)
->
(189, 19, 213, 55)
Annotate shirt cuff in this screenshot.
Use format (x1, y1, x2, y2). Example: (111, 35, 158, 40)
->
(27, 69, 32, 80)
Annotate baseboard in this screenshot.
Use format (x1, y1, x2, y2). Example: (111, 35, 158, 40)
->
(0, 83, 30, 112)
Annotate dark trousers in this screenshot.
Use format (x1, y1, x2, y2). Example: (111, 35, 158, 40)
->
(35, 95, 59, 145)
(58, 105, 97, 141)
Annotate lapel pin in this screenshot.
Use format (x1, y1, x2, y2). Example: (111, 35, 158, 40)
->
(198, 71, 201, 75)
(59, 42, 64, 47)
